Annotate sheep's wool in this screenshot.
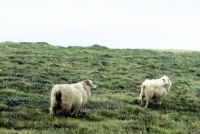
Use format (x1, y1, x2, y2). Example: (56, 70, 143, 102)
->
(50, 80, 97, 117)
(139, 76, 172, 108)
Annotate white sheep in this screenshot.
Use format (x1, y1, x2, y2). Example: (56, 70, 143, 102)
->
(139, 76, 172, 108)
(50, 80, 97, 117)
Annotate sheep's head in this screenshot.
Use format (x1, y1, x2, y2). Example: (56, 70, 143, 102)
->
(83, 80, 97, 90)
(161, 76, 171, 86)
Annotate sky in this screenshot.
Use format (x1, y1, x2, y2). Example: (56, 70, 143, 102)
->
(1, 0, 200, 50)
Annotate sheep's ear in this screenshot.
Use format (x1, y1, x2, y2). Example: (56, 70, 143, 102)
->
(86, 80, 90, 85)
(162, 79, 166, 82)
(83, 80, 89, 85)
(83, 80, 87, 85)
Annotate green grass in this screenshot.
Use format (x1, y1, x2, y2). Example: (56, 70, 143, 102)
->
(0, 41, 200, 133)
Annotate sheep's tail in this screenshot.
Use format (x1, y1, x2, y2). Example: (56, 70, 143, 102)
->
(139, 85, 145, 100)
(50, 89, 62, 114)
(55, 91, 62, 109)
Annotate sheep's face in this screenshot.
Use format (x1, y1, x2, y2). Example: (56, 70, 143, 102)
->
(83, 80, 97, 90)
(162, 76, 171, 86)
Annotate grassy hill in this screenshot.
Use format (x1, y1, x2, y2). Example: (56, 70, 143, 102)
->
(0, 41, 200, 134)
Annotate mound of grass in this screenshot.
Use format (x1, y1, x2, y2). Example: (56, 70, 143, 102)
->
(0, 41, 200, 133)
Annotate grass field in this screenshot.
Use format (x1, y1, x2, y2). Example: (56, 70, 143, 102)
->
(0, 41, 200, 134)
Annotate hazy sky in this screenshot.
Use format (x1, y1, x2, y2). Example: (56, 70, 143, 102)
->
(1, 0, 200, 50)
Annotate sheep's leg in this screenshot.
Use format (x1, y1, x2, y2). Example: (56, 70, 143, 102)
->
(70, 111, 79, 117)
(145, 98, 149, 108)
(74, 110, 78, 117)
(139, 92, 144, 106)
(50, 100, 58, 115)
(70, 111, 75, 116)
(53, 107, 57, 116)
(69, 110, 78, 117)
(73, 106, 81, 117)
(140, 96, 144, 106)
(70, 106, 76, 116)
(140, 85, 146, 106)
(157, 98, 162, 105)
(61, 103, 72, 117)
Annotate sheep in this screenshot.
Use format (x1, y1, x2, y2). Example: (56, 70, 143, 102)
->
(50, 79, 97, 117)
(139, 75, 172, 108)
